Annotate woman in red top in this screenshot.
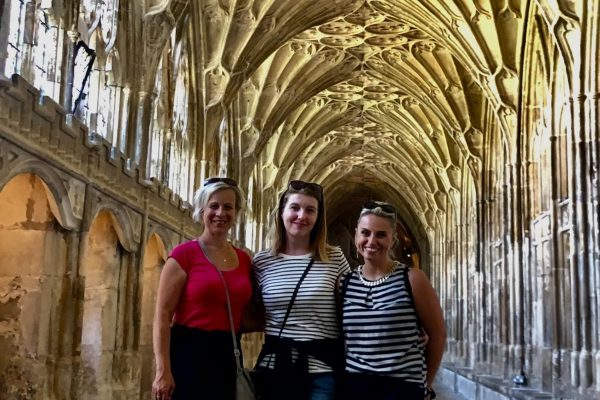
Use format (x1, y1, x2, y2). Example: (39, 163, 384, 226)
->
(152, 177, 252, 400)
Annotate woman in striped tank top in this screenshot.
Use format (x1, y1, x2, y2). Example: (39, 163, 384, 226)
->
(339, 201, 446, 400)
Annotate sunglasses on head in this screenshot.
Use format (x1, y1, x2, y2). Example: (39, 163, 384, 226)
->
(203, 177, 238, 187)
(288, 180, 323, 195)
(362, 200, 396, 215)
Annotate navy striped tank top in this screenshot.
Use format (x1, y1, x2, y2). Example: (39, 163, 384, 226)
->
(341, 264, 426, 384)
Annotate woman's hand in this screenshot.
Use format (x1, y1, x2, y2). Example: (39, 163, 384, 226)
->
(419, 328, 430, 346)
(424, 386, 437, 399)
(152, 370, 175, 400)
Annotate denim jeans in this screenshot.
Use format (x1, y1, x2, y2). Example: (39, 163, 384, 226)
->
(254, 369, 336, 400)
(308, 372, 336, 400)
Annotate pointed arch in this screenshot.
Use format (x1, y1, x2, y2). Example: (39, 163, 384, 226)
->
(1, 159, 81, 230)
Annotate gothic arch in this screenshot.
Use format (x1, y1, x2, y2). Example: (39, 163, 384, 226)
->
(0, 173, 70, 399)
(77, 209, 135, 399)
(86, 202, 139, 253)
(0, 159, 80, 230)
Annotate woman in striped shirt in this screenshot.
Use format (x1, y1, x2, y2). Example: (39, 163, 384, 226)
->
(340, 201, 446, 400)
(253, 180, 350, 400)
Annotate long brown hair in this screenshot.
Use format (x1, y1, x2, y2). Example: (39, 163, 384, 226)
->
(269, 185, 332, 262)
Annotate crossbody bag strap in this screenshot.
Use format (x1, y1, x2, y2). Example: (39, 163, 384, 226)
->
(197, 240, 243, 371)
(277, 257, 314, 338)
(258, 257, 314, 369)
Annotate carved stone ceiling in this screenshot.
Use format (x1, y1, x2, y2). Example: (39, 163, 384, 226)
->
(189, 0, 523, 237)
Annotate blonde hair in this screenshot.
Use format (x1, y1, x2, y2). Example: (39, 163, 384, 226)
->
(357, 204, 399, 248)
(269, 186, 331, 262)
(192, 181, 244, 224)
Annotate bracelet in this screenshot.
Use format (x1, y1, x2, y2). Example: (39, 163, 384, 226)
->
(424, 386, 437, 399)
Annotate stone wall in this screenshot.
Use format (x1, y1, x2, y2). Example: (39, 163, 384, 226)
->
(0, 74, 262, 399)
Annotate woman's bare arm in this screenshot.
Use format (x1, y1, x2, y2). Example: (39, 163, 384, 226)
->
(152, 258, 187, 399)
(409, 268, 447, 387)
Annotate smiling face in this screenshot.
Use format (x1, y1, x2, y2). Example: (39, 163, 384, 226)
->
(355, 213, 395, 263)
(202, 188, 237, 235)
(281, 193, 319, 241)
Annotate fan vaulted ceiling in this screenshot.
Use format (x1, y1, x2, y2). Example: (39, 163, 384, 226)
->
(161, 0, 525, 246)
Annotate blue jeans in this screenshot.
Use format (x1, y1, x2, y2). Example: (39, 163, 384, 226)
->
(254, 369, 336, 400)
(308, 373, 336, 400)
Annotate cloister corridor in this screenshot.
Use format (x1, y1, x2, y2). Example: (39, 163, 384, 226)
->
(1, 1, 599, 399)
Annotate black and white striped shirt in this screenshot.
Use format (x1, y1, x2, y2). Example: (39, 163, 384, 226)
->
(253, 247, 350, 372)
(342, 265, 426, 384)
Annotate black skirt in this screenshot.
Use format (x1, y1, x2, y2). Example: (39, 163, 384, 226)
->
(170, 324, 240, 400)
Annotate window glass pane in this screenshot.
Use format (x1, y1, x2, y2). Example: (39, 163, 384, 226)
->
(72, 42, 95, 117)
(76, 0, 119, 143)
(5, 0, 26, 76)
(149, 56, 167, 180)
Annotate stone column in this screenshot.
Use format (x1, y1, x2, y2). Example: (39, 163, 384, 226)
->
(118, 86, 131, 154)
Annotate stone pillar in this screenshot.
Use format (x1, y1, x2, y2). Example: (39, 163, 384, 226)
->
(118, 86, 131, 154)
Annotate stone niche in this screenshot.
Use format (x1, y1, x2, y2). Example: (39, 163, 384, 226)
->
(0, 173, 68, 399)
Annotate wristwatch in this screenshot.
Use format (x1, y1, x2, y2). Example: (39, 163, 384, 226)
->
(424, 386, 437, 399)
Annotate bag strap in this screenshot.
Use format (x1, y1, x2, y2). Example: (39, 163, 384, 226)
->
(258, 257, 314, 369)
(340, 272, 352, 299)
(336, 272, 352, 334)
(197, 240, 243, 371)
(277, 258, 314, 338)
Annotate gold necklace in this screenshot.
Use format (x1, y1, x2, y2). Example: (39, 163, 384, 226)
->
(199, 239, 232, 263)
(214, 246, 232, 263)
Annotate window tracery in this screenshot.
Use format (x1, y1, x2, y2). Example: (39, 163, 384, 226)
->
(149, 55, 169, 182)
(76, 0, 121, 144)
(148, 22, 195, 202)
(170, 32, 192, 200)
(72, 41, 96, 116)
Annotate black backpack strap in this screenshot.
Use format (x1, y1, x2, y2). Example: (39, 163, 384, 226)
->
(402, 265, 422, 330)
(340, 271, 352, 298)
(336, 271, 352, 336)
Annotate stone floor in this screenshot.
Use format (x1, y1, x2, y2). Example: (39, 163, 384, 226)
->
(435, 380, 470, 400)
